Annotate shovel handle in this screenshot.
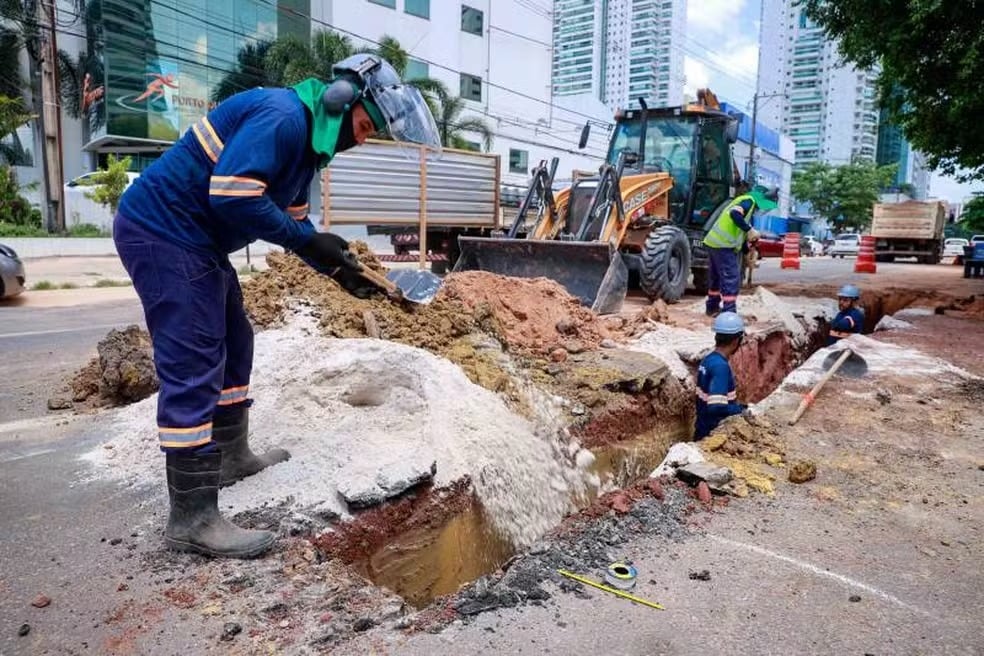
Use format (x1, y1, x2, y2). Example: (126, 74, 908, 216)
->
(356, 264, 399, 295)
(789, 349, 853, 425)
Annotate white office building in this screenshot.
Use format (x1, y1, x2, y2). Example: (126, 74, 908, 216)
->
(319, 0, 612, 188)
(553, 0, 686, 111)
(758, 0, 879, 166)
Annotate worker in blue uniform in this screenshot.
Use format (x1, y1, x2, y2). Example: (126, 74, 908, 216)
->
(702, 185, 778, 315)
(113, 54, 440, 559)
(828, 284, 864, 345)
(695, 312, 747, 439)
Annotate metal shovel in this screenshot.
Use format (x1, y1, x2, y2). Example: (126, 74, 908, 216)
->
(789, 347, 868, 425)
(357, 265, 443, 305)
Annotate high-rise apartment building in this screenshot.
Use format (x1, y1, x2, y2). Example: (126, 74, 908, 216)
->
(758, 0, 879, 166)
(553, 0, 685, 110)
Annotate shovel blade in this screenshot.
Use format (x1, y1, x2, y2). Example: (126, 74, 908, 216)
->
(823, 348, 868, 378)
(384, 269, 443, 304)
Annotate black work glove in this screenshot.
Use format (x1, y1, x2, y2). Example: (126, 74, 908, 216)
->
(296, 232, 361, 275)
(332, 267, 376, 299)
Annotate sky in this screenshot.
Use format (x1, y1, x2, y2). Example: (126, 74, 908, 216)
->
(684, 0, 983, 206)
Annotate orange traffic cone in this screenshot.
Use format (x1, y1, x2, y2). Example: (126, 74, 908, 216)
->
(854, 235, 877, 274)
(780, 232, 801, 270)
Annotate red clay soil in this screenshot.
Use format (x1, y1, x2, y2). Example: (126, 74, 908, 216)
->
(573, 376, 693, 448)
(311, 478, 473, 564)
(440, 271, 616, 354)
(763, 283, 984, 331)
(875, 313, 984, 377)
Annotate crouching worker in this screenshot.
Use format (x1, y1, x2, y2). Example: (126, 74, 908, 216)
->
(828, 284, 864, 346)
(695, 312, 747, 439)
(113, 54, 441, 559)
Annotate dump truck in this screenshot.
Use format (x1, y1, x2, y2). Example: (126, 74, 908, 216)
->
(452, 89, 744, 312)
(320, 139, 504, 273)
(871, 200, 946, 264)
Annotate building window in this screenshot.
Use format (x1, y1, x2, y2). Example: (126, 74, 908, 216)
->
(368, 0, 395, 7)
(406, 59, 429, 80)
(405, 0, 429, 18)
(461, 5, 483, 35)
(460, 73, 482, 102)
(509, 149, 529, 174)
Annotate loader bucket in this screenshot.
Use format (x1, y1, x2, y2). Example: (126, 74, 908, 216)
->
(452, 237, 629, 314)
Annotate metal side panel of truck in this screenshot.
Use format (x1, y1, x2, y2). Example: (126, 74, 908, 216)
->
(870, 200, 946, 264)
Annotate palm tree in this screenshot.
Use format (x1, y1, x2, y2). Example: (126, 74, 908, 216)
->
(211, 41, 276, 103)
(418, 79, 493, 151)
(264, 30, 355, 88)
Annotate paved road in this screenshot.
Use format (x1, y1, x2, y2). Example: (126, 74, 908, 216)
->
(0, 299, 144, 422)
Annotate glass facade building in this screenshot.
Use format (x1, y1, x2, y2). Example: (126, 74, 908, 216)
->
(84, 0, 309, 167)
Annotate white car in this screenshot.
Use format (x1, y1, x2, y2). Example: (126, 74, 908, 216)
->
(829, 233, 861, 258)
(943, 238, 969, 258)
(800, 235, 824, 257)
(63, 171, 139, 232)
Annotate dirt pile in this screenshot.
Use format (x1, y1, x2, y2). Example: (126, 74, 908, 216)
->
(700, 414, 785, 495)
(61, 325, 158, 408)
(440, 272, 616, 354)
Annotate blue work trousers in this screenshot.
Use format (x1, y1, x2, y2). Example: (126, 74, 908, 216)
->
(113, 214, 253, 452)
(706, 247, 741, 314)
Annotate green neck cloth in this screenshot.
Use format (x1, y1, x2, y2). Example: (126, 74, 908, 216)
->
(292, 77, 387, 169)
(292, 78, 343, 169)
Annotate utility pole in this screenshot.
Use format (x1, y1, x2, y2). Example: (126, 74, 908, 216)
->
(748, 93, 758, 185)
(38, 0, 64, 232)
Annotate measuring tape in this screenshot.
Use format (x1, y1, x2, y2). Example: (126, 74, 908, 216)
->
(557, 569, 664, 611)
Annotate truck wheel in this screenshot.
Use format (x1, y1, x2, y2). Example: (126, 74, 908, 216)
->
(640, 225, 691, 302)
(691, 267, 709, 295)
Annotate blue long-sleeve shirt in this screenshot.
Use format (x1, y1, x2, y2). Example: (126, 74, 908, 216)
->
(118, 88, 319, 255)
(827, 307, 865, 345)
(695, 351, 744, 439)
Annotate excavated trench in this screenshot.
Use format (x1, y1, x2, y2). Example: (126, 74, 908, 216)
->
(311, 290, 926, 609)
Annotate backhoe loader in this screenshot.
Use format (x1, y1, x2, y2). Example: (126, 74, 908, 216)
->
(452, 89, 743, 313)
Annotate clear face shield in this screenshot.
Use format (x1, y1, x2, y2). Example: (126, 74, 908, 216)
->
(367, 79, 442, 157)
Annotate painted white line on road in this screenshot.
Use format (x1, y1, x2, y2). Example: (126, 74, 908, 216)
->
(0, 413, 79, 438)
(709, 535, 932, 617)
(0, 323, 125, 339)
(0, 447, 58, 463)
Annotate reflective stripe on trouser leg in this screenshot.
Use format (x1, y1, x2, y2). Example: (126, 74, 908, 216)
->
(114, 215, 233, 452)
(216, 274, 254, 412)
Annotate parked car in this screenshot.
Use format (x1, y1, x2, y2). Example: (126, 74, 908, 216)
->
(0, 242, 26, 299)
(754, 231, 786, 257)
(63, 171, 139, 232)
(943, 237, 969, 259)
(800, 235, 824, 257)
(829, 232, 861, 258)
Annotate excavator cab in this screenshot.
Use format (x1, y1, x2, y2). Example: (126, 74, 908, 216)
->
(453, 90, 741, 311)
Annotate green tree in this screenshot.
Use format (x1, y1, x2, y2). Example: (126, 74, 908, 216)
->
(0, 94, 34, 165)
(961, 194, 984, 234)
(0, 165, 37, 226)
(800, 0, 984, 181)
(419, 79, 493, 151)
(79, 154, 131, 213)
(211, 41, 276, 103)
(792, 160, 896, 230)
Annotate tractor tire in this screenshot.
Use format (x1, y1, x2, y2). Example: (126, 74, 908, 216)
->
(640, 225, 691, 302)
(691, 267, 709, 295)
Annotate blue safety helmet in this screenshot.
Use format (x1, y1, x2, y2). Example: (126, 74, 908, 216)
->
(838, 284, 861, 299)
(713, 311, 745, 335)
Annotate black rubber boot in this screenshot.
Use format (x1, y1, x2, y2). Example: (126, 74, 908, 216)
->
(212, 404, 290, 487)
(164, 451, 275, 558)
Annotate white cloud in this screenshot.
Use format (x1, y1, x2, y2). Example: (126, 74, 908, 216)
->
(688, 0, 748, 36)
(929, 172, 984, 204)
(683, 57, 710, 97)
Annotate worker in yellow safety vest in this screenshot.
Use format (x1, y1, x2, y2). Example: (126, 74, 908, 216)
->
(702, 185, 779, 315)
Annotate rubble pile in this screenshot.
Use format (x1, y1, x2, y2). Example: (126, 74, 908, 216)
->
(699, 414, 787, 496)
(58, 325, 158, 409)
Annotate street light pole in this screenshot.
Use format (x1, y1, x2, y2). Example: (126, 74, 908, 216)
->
(747, 92, 786, 187)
